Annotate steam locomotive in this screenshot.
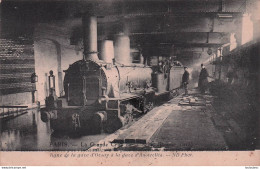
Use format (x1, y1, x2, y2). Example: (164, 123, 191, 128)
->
(40, 15, 184, 135)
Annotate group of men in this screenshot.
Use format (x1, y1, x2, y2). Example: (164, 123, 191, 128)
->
(182, 64, 209, 95)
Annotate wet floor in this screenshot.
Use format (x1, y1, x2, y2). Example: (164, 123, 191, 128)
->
(0, 109, 108, 151)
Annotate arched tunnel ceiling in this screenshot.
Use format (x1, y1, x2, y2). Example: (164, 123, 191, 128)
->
(1, 0, 259, 48)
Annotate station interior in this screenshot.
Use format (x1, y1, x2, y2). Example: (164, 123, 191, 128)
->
(0, 0, 259, 151)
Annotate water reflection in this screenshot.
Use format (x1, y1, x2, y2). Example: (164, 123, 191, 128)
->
(0, 109, 108, 151)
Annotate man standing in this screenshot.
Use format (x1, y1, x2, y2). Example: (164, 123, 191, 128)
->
(198, 64, 209, 94)
(182, 67, 189, 95)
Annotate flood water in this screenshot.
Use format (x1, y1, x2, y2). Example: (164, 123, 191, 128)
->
(0, 109, 108, 151)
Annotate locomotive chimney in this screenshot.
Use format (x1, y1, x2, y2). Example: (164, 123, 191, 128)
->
(100, 40, 114, 63)
(114, 33, 131, 65)
(82, 14, 99, 61)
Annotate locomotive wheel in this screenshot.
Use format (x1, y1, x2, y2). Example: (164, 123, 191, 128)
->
(92, 115, 103, 134)
(144, 102, 154, 113)
(123, 113, 134, 125)
(169, 90, 175, 99)
(104, 118, 123, 134)
(92, 111, 107, 134)
(122, 103, 135, 125)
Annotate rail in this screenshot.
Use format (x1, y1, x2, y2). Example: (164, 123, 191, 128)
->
(0, 105, 29, 119)
(0, 106, 28, 108)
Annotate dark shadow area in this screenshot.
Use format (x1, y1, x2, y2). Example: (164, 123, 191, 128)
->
(209, 80, 259, 150)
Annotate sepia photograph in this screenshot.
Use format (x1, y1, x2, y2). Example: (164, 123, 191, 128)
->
(0, 0, 259, 166)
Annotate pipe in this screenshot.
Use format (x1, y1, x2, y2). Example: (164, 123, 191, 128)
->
(82, 15, 99, 61)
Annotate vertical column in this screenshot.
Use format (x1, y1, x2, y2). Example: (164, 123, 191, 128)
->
(218, 47, 223, 80)
(55, 42, 63, 97)
(241, 13, 253, 45)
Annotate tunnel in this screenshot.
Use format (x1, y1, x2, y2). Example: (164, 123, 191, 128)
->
(0, 0, 259, 165)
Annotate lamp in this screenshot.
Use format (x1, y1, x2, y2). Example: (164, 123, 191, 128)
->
(31, 73, 38, 83)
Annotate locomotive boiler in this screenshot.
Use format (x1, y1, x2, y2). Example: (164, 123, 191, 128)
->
(41, 15, 183, 135)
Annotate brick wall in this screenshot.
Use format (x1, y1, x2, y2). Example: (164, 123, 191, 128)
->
(0, 37, 35, 105)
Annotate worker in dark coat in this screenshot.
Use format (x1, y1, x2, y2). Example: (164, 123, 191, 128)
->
(198, 64, 209, 94)
(182, 67, 190, 95)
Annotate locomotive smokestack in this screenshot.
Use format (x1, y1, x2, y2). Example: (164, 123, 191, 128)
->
(114, 33, 131, 65)
(100, 40, 114, 63)
(82, 14, 99, 61)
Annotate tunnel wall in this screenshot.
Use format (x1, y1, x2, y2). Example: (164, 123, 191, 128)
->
(214, 40, 259, 85)
(34, 24, 82, 104)
(209, 40, 259, 148)
(174, 47, 216, 88)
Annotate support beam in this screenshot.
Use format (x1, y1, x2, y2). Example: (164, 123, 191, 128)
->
(130, 32, 231, 45)
(98, 15, 242, 36)
(77, 0, 247, 17)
